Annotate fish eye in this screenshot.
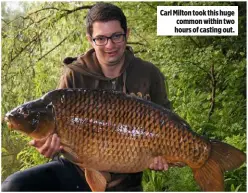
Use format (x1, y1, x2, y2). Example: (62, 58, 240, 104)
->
(17, 107, 23, 113)
(16, 107, 29, 117)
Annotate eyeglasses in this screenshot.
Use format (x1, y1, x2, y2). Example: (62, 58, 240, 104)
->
(92, 33, 126, 46)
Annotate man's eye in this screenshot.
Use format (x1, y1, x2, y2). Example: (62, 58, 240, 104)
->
(112, 34, 122, 39)
(96, 37, 106, 41)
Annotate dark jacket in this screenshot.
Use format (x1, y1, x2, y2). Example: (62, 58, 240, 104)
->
(57, 46, 171, 191)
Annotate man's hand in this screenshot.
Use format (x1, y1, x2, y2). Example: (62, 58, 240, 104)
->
(149, 156, 169, 171)
(29, 133, 63, 158)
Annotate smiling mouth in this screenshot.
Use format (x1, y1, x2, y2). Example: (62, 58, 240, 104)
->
(106, 51, 117, 55)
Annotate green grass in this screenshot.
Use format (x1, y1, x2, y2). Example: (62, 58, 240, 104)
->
(142, 167, 200, 191)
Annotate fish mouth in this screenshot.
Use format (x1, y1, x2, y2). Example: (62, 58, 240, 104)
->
(4, 113, 14, 129)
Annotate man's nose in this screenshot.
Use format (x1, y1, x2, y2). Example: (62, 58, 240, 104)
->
(105, 38, 115, 48)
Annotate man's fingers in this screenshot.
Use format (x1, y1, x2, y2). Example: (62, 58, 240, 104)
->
(29, 137, 47, 148)
(38, 135, 52, 157)
(28, 140, 35, 146)
(158, 162, 164, 170)
(164, 163, 169, 170)
(154, 157, 158, 165)
(149, 163, 154, 170)
(149, 156, 169, 171)
(44, 134, 60, 158)
(28, 134, 62, 159)
(159, 157, 169, 170)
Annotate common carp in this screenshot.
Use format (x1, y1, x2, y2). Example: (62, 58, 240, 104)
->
(5, 88, 246, 191)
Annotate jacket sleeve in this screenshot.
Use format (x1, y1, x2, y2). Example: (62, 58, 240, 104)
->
(150, 66, 172, 110)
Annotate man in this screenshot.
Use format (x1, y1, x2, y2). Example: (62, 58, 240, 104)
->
(2, 3, 171, 191)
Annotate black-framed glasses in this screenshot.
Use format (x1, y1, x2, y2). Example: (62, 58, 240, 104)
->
(92, 33, 126, 46)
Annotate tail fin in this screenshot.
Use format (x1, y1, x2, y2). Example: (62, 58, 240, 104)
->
(192, 140, 246, 191)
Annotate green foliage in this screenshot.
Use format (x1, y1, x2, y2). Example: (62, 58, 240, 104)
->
(17, 146, 48, 171)
(142, 167, 200, 191)
(1, 123, 29, 181)
(1, 1, 246, 191)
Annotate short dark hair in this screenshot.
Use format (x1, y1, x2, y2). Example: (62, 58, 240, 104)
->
(86, 3, 127, 36)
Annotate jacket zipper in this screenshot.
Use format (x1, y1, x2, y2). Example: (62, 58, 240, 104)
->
(112, 80, 116, 90)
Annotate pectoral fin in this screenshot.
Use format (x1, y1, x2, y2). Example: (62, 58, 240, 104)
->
(61, 146, 80, 164)
(85, 169, 111, 192)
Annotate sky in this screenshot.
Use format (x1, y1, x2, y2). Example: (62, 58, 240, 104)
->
(4, 1, 24, 13)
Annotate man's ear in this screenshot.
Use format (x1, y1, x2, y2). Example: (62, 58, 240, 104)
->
(86, 34, 94, 46)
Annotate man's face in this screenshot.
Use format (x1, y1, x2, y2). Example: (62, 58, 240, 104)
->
(87, 20, 129, 66)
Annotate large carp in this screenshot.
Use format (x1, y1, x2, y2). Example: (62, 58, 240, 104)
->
(5, 89, 246, 191)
